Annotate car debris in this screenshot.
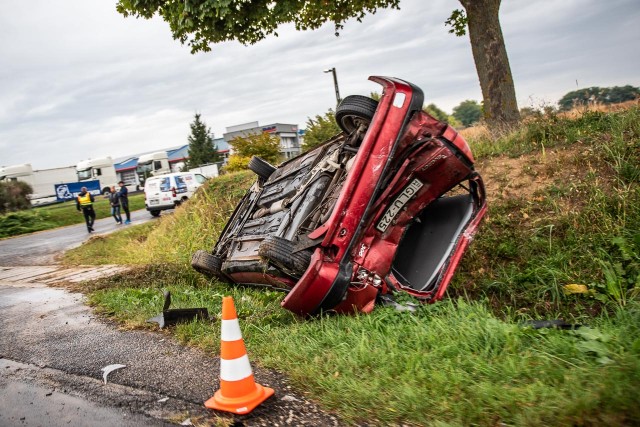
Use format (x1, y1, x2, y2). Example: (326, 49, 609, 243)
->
(525, 320, 582, 330)
(147, 291, 210, 328)
(192, 76, 487, 316)
(101, 364, 126, 384)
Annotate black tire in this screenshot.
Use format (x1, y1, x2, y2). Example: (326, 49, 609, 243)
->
(258, 235, 313, 276)
(248, 156, 276, 180)
(150, 210, 161, 217)
(102, 187, 110, 196)
(191, 250, 223, 277)
(336, 95, 378, 134)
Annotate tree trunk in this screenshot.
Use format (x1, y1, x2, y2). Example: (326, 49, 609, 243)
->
(459, 0, 519, 127)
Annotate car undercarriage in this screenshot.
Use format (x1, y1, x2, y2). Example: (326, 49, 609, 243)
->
(192, 76, 487, 316)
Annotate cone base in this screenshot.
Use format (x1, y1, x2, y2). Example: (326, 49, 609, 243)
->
(204, 383, 274, 414)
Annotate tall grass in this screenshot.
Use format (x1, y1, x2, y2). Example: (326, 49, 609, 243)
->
(62, 172, 253, 265)
(89, 278, 640, 425)
(68, 107, 639, 425)
(457, 107, 640, 319)
(139, 172, 254, 264)
(0, 193, 147, 238)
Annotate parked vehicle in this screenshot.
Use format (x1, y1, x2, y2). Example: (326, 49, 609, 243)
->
(144, 172, 208, 217)
(137, 151, 171, 188)
(191, 76, 487, 315)
(0, 163, 78, 205)
(188, 163, 219, 179)
(76, 157, 117, 194)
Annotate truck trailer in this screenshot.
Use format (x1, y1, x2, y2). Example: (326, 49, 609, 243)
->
(136, 151, 171, 187)
(188, 163, 219, 179)
(76, 157, 118, 194)
(0, 163, 78, 205)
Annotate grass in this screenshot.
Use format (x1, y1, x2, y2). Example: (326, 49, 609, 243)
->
(0, 192, 147, 238)
(86, 269, 640, 425)
(63, 107, 640, 425)
(456, 107, 640, 320)
(63, 172, 254, 266)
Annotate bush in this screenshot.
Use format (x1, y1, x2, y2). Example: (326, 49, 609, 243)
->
(223, 155, 251, 173)
(0, 181, 33, 213)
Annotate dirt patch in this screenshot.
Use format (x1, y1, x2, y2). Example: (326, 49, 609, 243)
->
(476, 144, 606, 206)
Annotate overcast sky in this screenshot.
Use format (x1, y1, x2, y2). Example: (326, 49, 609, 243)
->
(1, 0, 639, 169)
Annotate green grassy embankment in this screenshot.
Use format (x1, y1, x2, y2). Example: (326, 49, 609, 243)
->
(0, 193, 146, 238)
(62, 107, 639, 426)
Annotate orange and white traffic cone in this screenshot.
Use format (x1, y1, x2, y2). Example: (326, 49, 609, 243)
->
(205, 296, 274, 414)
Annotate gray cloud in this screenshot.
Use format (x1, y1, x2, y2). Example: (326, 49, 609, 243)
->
(1, 0, 638, 169)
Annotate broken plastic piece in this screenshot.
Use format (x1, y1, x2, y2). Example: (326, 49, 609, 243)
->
(525, 320, 582, 330)
(101, 364, 126, 384)
(377, 294, 418, 312)
(147, 291, 209, 329)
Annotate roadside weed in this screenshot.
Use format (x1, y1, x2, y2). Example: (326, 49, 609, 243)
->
(69, 107, 639, 425)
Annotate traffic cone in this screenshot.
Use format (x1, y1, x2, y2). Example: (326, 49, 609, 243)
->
(205, 296, 274, 414)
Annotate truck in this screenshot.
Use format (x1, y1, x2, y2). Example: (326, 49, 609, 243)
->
(188, 163, 219, 179)
(136, 151, 171, 188)
(0, 163, 78, 205)
(76, 157, 118, 195)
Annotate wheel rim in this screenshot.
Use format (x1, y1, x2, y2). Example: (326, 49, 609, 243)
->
(340, 114, 370, 133)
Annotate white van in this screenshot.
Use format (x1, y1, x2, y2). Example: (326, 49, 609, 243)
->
(144, 172, 208, 217)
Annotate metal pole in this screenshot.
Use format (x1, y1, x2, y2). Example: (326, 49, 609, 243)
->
(324, 68, 341, 107)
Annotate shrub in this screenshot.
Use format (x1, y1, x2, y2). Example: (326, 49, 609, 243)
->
(0, 181, 33, 213)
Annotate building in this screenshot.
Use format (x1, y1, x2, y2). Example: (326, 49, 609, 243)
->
(223, 122, 302, 160)
(213, 138, 230, 163)
(114, 142, 228, 187)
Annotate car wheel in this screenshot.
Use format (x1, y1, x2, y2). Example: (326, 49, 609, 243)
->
(191, 250, 223, 277)
(258, 235, 312, 276)
(102, 187, 111, 196)
(335, 95, 379, 134)
(150, 210, 161, 217)
(248, 156, 276, 181)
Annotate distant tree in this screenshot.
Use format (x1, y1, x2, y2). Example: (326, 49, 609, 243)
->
(224, 155, 251, 173)
(228, 132, 281, 170)
(0, 181, 33, 213)
(185, 113, 220, 169)
(423, 103, 449, 122)
(369, 92, 462, 127)
(423, 103, 462, 127)
(606, 85, 640, 103)
(302, 109, 341, 152)
(453, 100, 483, 127)
(117, 0, 519, 127)
(518, 106, 539, 119)
(558, 86, 640, 111)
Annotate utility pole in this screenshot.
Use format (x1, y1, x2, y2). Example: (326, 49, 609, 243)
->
(324, 67, 341, 107)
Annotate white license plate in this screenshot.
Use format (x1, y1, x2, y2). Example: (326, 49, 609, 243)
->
(376, 178, 424, 232)
(149, 200, 159, 205)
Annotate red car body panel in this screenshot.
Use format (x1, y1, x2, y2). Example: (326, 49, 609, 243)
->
(197, 76, 487, 316)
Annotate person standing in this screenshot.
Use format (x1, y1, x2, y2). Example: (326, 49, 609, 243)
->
(76, 186, 96, 233)
(109, 186, 123, 224)
(118, 181, 131, 224)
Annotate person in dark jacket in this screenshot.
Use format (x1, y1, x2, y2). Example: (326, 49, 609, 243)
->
(76, 187, 96, 233)
(109, 186, 123, 224)
(118, 181, 131, 224)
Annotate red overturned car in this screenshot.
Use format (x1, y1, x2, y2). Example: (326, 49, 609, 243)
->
(192, 76, 487, 315)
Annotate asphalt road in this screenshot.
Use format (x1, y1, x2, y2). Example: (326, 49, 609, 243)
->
(0, 208, 161, 266)
(0, 211, 342, 426)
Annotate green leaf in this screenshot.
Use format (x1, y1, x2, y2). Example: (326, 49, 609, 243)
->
(576, 340, 609, 357)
